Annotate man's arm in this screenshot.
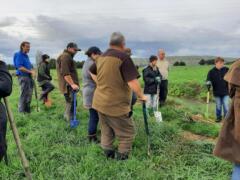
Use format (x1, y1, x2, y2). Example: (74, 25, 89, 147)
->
(89, 72, 97, 83)
(15, 54, 35, 77)
(64, 75, 79, 90)
(60, 56, 79, 90)
(128, 79, 147, 101)
(120, 56, 146, 101)
(18, 67, 35, 78)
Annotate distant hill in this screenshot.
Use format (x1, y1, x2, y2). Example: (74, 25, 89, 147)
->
(133, 56, 237, 66)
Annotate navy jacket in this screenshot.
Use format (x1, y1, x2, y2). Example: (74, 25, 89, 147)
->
(207, 67, 229, 97)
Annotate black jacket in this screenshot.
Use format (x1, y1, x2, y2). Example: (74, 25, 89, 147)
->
(143, 65, 162, 94)
(37, 61, 52, 83)
(0, 61, 12, 98)
(207, 66, 229, 97)
(0, 61, 12, 163)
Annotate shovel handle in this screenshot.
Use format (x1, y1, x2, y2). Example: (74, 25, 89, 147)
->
(142, 102, 150, 135)
(3, 98, 32, 180)
(206, 91, 210, 104)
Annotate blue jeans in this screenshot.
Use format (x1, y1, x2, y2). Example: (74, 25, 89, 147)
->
(215, 96, 229, 119)
(232, 164, 240, 180)
(88, 108, 99, 136)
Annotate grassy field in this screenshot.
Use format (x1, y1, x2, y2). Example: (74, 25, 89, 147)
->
(0, 66, 232, 180)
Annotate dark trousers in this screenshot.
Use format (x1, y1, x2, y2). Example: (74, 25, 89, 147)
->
(159, 80, 168, 104)
(18, 76, 34, 113)
(40, 82, 55, 101)
(88, 108, 99, 136)
(0, 102, 7, 162)
(129, 92, 137, 117)
(63, 87, 76, 121)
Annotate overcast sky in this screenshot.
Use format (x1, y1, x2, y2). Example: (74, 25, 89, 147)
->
(0, 0, 240, 63)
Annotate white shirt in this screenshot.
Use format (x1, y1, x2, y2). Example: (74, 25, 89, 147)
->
(157, 59, 169, 80)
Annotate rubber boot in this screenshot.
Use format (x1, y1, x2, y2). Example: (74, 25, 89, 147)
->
(116, 152, 129, 161)
(104, 149, 115, 159)
(88, 135, 100, 143)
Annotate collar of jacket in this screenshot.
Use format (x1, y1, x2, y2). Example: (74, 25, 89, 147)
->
(63, 50, 74, 58)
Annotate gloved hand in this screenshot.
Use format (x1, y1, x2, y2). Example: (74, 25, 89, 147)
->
(155, 76, 161, 84)
(206, 81, 212, 91)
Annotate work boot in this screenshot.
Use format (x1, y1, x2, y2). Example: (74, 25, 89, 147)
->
(88, 135, 100, 143)
(215, 117, 222, 123)
(104, 149, 115, 159)
(116, 152, 129, 161)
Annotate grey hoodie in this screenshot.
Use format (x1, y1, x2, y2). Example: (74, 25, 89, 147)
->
(82, 58, 96, 108)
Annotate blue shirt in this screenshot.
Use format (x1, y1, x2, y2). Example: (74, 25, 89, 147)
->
(13, 51, 33, 76)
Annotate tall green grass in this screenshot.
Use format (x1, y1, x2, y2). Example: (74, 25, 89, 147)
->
(0, 67, 232, 179)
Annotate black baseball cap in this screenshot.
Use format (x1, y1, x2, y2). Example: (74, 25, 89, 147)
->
(67, 42, 81, 51)
(85, 46, 102, 57)
(42, 54, 50, 61)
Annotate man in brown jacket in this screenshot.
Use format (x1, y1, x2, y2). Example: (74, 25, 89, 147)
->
(213, 59, 240, 179)
(90, 32, 147, 160)
(56, 42, 81, 121)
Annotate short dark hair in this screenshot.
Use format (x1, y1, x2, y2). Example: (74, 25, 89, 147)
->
(215, 57, 224, 64)
(85, 46, 102, 57)
(149, 55, 158, 62)
(20, 41, 30, 51)
(42, 54, 50, 61)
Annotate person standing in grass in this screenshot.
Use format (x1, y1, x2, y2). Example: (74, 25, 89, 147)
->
(37, 54, 55, 106)
(206, 57, 229, 122)
(143, 55, 162, 116)
(56, 43, 81, 122)
(89, 32, 147, 160)
(82, 46, 102, 143)
(0, 59, 12, 163)
(157, 49, 169, 107)
(13, 41, 35, 113)
(213, 59, 240, 180)
(124, 47, 137, 117)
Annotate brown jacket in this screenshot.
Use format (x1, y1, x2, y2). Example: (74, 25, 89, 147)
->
(90, 48, 139, 117)
(56, 50, 79, 94)
(213, 60, 240, 164)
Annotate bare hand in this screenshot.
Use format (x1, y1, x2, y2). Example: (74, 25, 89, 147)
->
(71, 84, 79, 91)
(139, 95, 147, 102)
(31, 70, 36, 78)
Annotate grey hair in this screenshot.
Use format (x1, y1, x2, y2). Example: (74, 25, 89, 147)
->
(109, 32, 125, 46)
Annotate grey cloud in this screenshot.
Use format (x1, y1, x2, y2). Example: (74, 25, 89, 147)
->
(0, 17, 17, 27)
(1, 10, 240, 64)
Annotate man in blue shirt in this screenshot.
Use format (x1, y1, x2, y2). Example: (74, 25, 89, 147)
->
(13, 41, 35, 113)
